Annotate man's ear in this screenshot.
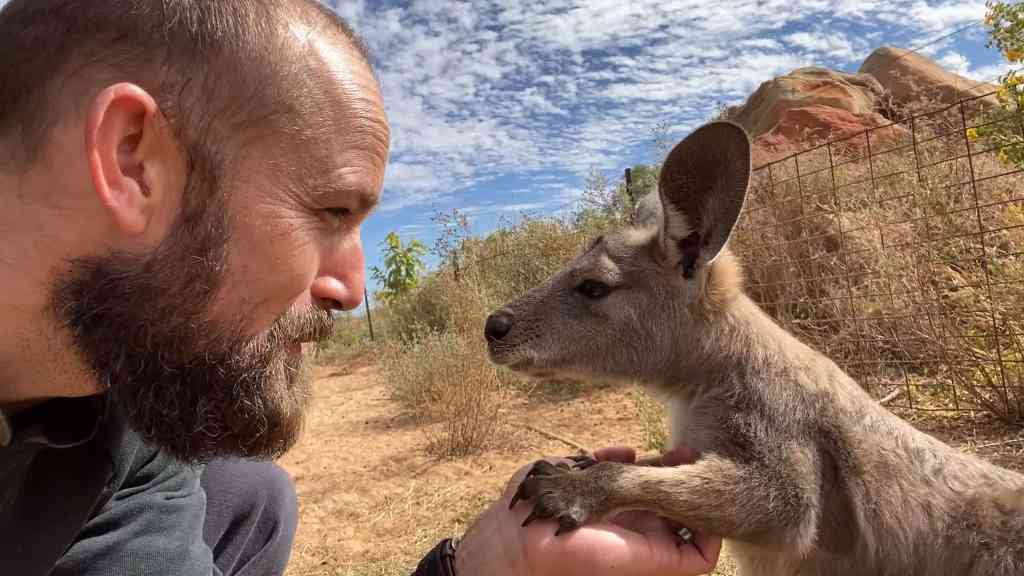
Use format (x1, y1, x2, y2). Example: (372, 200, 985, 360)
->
(656, 121, 751, 278)
(85, 83, 180, 238)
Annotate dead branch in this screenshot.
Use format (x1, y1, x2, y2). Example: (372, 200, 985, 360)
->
(512, 421, 588, 452)
(974, 437, 1024, 450)
(879, 388, 904, 406)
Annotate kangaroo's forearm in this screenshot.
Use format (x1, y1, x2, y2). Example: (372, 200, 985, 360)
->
(588, 456, 817, 541)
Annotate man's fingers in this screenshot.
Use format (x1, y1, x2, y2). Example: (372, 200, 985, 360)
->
(593, 446, 636, 463)
(502, 462, 537, 504)
(689, 530, 723, 566)
(661, 444, 701, 467)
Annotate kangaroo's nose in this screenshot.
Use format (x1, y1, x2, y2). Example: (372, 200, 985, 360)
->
(485, 311, 514, 342)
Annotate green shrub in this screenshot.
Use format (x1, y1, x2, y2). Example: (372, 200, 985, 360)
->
(371, 232, 427, 305)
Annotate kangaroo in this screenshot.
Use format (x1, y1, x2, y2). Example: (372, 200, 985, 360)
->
(484, 121, 1024, 576)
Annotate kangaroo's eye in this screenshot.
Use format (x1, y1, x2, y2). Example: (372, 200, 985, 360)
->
(576, 279, 611, 300)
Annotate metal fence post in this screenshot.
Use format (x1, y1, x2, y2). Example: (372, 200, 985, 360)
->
(364, 287, 375, 342)
(624, 167, 634, 205)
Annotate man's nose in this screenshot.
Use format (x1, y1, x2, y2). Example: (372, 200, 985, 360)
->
(310, 232, 365, 312)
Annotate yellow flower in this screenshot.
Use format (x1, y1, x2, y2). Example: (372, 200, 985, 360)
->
(967, 128, 979, 141)
(998, 86, 1010, 102)
(1006, 49, 1023, 62)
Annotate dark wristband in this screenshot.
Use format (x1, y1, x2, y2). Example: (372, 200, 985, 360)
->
(411, 537, 458, 576)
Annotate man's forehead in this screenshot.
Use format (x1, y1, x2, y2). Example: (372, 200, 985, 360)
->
(247, 17, 389, 208)
(287, 19, 381, 98)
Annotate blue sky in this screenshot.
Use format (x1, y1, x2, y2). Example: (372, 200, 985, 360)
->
(0, 0, 1008, 293)
(321, 0, 1010, 293)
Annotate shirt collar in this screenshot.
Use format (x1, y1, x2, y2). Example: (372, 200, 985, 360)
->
(1, 395, 107, 450)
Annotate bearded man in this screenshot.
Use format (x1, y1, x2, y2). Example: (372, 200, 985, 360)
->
(0, 1, 721, 575)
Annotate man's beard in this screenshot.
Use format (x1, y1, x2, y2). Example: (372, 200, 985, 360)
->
(49, 182, 331, 464)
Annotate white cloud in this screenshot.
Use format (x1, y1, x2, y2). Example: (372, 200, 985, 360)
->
(499, 202, 549, 212)
(396, 222, 439, 239)
(965, 62, 1016, 84)
(937, 51, 970, 74)
(322, 0, 996, 212)
(907, 1, 988, 32)
(784, 31, 858, 60)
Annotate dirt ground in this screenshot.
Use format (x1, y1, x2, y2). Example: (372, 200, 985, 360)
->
(278, 361, 1024, 576)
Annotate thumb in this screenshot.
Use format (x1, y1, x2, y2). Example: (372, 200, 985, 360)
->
(593, 446, 637, 463)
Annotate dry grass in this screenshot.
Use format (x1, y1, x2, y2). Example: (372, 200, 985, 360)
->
(733, 111, 1024, 422)
(377, 217, 603, 456)
(279, 365, 493, 576)
(631, 386, 670, 452)
(313, 312, 379, 367)
(380, 332, 506, 457)
(386, 218, 594, 342)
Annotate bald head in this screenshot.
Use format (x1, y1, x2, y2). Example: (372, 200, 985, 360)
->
(0, 0, 373, 172)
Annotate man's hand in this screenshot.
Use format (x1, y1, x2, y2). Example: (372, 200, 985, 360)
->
(454, 446, 722, 576)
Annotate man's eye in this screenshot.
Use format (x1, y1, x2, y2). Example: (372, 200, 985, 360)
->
(324, 207, 351, 220)
(576, 279, 612, 299)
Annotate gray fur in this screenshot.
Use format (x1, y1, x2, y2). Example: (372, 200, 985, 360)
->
(486, 121, 1024, 576)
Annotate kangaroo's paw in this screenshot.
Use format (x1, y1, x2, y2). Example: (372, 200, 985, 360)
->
(510, 459, 603, 536)
(565, 451, 599, 471)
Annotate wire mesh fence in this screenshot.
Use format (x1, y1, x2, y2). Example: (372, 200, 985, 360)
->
(732, 90, 1024, 420)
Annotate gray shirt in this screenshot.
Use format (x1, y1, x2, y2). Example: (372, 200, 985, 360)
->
(0, 396, 217, 575)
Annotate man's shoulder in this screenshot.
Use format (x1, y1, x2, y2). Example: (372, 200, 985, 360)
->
(53, 398, 214, 575)
(0, 395, 205, 575)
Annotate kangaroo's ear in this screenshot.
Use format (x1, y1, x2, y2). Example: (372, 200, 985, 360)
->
(656, 121, 751, 278)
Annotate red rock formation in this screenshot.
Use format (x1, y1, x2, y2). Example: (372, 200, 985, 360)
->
(859, 46, 998, 111)
(726, 47, 994, 164)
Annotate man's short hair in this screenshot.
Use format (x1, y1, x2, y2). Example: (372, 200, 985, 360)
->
(0, 0, 371, 171)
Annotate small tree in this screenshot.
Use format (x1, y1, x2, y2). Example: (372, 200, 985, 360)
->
(971, 2, 1024, 166)
(574, 126, 670, 229)
(575, 163, 661, 229)
(370, 231, 427, 304)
